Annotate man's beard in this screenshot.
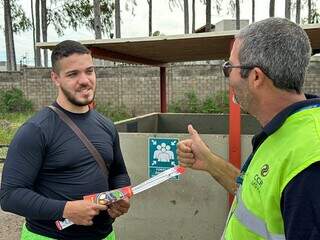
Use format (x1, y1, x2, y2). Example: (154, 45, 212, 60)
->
(233, 90, 252, 114)
(61, 86, 95, 107)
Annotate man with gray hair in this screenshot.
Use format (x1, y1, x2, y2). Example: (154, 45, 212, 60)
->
(178, 17, 320, 239)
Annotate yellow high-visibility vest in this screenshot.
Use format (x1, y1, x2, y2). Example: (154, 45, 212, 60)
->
(224, 107, 320, 240)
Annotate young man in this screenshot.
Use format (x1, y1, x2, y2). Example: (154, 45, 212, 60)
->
(0, 40, 131, 240)
(178, 18, 320, 239)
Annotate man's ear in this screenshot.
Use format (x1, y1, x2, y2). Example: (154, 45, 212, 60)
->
(51, 71, 60, 87)
(251, 67, 266, 89)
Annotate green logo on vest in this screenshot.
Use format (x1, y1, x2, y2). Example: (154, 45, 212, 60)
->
(260, 164, 269, 177)
(251, 174, 263, 191)
(250, 164, 270, 191)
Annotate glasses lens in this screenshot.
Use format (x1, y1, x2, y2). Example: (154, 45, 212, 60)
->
(222, 61, 231, 77)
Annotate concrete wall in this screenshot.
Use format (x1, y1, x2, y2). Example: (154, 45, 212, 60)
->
(116, 113, 262, 134)
(114, 133, 253, 240)
(0, 64, 226, 115)
(1, 58, 319, 115)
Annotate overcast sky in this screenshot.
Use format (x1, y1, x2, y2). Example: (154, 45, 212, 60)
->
(0, 0, 318, 65)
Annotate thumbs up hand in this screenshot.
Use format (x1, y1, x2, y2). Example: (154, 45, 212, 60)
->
(177, 124, 212, 172)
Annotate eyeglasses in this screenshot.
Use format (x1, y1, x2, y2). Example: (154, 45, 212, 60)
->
(222, 61, 255, 78)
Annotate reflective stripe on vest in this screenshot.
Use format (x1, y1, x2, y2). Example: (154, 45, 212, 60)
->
(232, 187, 285, 240)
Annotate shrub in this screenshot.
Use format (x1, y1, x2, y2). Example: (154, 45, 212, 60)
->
(169, 91, 201, 113)
(169, 90, 229, 113)
(96, 103, 134, 122)
(0, 88, 33, 113)
(199, 90, 229, 113)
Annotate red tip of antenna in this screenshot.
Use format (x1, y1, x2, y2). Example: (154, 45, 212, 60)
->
(176, 166, 186, 174)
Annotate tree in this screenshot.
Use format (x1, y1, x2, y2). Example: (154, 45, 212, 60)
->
(235, 0, 240, 30)
(227, 0, 241, 30)
(310, 9, 320, 23)
(206, 0, 211, 32)
(147, 0, 152, 36)
(47, 4, 67, 37)
(269, 0, 275, 17)
(31, 0, 36, 67)
(308, 0, 312, 23)
(302, 1, 320, 24)
(184, 0, 189, 34)
(252, 0, 255, 23)
(62, 0, 114, 38)
(296, 0, 301, 24)
(115, 0, 120, 38)
(285, 0, 291, 19)
(10, 1, 32, 33)
(94, 0, 102, 39)
(3, 0, 16, 70)
(35, 0, 41, 67)
(308, 0, 312, 24)
(41, 0, 48, 67)
(192, 0, 195, 32)
(168, 0, 189, 34)
(2, 0, 31, 70)
(31, 0, 65, 67)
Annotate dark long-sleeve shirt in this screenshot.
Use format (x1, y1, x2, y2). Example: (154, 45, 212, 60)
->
(281, 162, 320, 239)
(0, 103, 130, 240)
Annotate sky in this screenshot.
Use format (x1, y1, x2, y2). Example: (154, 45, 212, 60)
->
(0, 0, 318, 66)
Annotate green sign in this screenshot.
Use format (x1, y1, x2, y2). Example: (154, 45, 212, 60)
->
(148, 137, 179, 178)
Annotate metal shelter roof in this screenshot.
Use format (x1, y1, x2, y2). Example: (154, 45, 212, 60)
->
(37, 24, 320, 203)
(36, 23, 320, 66)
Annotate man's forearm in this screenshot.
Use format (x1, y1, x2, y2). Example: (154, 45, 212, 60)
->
(206, 153, 240, 194)
(0, 187, 65, 220)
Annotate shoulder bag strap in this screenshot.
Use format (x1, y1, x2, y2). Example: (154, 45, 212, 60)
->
(48, 105, 109, 178)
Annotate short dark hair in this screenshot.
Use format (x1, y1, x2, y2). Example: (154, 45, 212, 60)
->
(51, 40, 91, 73)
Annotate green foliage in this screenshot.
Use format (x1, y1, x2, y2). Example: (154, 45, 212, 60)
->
(0, 88, 33, 113)
(96, 103, 134, 122)
(46, 0, 116, 37)
(169, 90, 229, 113)
(61, 0, 114, 37)
(310, 9, 320, 23)
(0, 0, 32, 33)
(11, 0, 32, 33)
(0, 112, 33, 144)
(302, 8, 320, 24)
(47, 8, 67, 37)
(152, 30, 161, 36)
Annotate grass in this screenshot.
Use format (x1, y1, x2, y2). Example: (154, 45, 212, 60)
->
(0, 112, 33, 163)
(0, 112, 34, 145)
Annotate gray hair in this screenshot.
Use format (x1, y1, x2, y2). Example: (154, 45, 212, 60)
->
(235, 17, 311, 93)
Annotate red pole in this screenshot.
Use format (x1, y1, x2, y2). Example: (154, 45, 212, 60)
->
(160, 67, 167, 113)
(228, 39, 241, 206)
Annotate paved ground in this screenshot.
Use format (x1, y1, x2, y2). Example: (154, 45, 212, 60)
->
(0, 171, 24, 239)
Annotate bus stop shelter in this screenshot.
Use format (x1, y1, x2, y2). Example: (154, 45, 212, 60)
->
(37, 24, 320, 202)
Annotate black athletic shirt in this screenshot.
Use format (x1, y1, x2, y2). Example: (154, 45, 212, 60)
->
(248, 94, 320, 239)
(0, 102, 131, 240)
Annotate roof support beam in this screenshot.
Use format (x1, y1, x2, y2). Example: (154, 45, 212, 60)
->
(228, 39, 241, 207)
(89, 46, 167, 67)
(160, 67, 167, 113)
